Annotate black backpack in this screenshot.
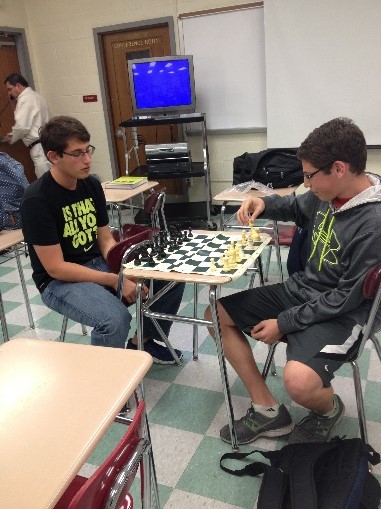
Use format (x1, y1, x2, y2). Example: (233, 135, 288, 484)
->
(232, 148, 304, 188)
(220, 438, 381, 508)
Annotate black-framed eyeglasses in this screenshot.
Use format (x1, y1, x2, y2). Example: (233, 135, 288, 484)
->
(303, 162, 334, 181)
(62, 145, 95, 159)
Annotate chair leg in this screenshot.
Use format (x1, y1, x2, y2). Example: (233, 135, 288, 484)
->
(262, 343, 278, 379)
(60, 317, 87, 342)
(60, 316, 69, 342)
(351, 360, 369, 445)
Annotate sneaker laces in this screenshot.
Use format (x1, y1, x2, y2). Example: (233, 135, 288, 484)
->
(293, 411, 325, 439)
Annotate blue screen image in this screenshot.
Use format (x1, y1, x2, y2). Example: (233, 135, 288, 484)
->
(132, 59, 192, 109)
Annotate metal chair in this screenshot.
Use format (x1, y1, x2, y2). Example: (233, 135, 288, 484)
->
(53, 401, 160, 509)
(112, 189, 167, 242)
(107, 237, 182, 365)
(261, 263, 381, 445)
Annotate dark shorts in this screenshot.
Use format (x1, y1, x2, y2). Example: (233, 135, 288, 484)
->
(219, 284, 361, 387)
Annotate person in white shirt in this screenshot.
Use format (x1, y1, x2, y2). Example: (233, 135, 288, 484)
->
(4, 73, 51, 178)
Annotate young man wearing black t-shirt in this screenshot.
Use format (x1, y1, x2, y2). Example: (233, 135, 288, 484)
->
(21, 116, 184, 363)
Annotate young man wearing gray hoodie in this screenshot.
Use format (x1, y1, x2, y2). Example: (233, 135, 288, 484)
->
(206, 117, 381, 445)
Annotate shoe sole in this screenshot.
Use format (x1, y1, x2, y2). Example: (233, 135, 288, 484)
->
(220, 422, 295, 445)
(152, 353, 184, 365)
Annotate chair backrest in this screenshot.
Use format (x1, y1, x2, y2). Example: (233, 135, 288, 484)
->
(144, 190, 167, 234)
(355, 263, 381, 359)
(107, 230, 152, 274)
(66, 401, 147, 509)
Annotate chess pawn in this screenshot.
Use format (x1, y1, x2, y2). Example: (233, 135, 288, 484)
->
(222, 254, 230, 271)
(210, 258, 217, 272)
(246, 237, 254, 249)
(235, 245, 242, 262)
(241, 230, 247, 245)
(251, 227, 261, 242)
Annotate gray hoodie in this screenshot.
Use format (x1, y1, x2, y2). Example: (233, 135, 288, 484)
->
(260, 175, 381, 336)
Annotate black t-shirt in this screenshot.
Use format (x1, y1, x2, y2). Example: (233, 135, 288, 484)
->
(21, 172, 109, 292)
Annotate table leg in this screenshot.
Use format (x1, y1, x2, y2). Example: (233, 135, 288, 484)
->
(272, 220, 284, 282)
(14, 245, 34, 329)
(209, 285, 238, 450)
(0, 290, 9, 342)
(192, 283, 199, 359)
(220, 202, 227, 230)
(136, 280, 145, 351)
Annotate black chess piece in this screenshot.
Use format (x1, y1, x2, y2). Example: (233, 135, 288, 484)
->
(151, 236, 160, 256)
(156, 246, 167, 260)
(147, 254, 156, 267)
(188, 227, 193, 238)
(140, 247, 150, 262)
(134, 254, 141, 266)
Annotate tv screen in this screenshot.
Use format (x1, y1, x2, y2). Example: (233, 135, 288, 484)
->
(128, 55, 196, 116)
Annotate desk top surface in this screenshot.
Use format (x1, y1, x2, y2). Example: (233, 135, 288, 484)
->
(0, 338, 152, 509)
(213, 185, 299, 203)
(102, 180, 159, 202)
(0, 228, 23, 250)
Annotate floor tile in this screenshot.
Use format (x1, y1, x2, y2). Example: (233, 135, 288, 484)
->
(148, 384, 224, 434)
(176, 435, 260, 509)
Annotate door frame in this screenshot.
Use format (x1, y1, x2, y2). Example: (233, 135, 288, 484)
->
(93, 17, 177, 179)
(0, 27, 34, 86)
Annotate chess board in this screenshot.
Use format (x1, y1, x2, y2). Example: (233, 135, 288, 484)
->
(123, 232, 271, 279)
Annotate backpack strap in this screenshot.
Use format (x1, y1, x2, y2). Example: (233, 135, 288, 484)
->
(220, 450, 287, 509)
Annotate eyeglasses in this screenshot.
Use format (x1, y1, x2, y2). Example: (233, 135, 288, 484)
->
(62, 145, 95, 159)
(303, 162, 334, 181)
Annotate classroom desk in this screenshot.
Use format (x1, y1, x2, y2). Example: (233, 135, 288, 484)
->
(123, 230, 271, 450)
(102, 180, 159, 239)
(0, 229, 34, 341)
(0, 338, 153, 509)
(213, 186, 299, 281)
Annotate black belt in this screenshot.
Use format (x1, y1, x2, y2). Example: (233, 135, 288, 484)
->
(29, 139, 41, 149)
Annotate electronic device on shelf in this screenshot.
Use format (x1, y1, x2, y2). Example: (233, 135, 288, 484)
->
(128, 55, 196, 116)
(145, 142, 192, 175)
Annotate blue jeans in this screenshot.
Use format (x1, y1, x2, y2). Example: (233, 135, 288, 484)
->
(41, 256, 185, 349)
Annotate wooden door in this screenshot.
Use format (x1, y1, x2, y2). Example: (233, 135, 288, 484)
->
(101, 25, 183, 195)
(0, 34, 35, 183)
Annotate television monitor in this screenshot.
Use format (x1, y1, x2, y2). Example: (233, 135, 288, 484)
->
(128, 55, 196, 116)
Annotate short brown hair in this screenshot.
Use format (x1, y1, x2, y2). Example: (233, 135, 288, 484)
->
(297, 117, 367, 175)
(39, 116, 90, 157)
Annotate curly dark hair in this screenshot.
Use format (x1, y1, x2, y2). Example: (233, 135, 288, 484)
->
(39, 116, 90, 157)
(297, 118, 367, 175)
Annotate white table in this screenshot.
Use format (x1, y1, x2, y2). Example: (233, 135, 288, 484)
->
(0, 229, 34, 341)
(102, 180, 159, 239)
(123, 230, 271, 450)
(0, 338, 153, 509)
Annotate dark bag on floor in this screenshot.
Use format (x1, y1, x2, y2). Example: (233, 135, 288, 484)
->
(232, 148, 303, 188)
(220, 438, 381, 508)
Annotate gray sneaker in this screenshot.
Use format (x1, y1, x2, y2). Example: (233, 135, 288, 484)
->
(220, 404, 294, 445)
(288, 394, 345, 444)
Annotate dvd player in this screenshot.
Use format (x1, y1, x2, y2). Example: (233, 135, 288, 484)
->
(147, 161, 191, 174)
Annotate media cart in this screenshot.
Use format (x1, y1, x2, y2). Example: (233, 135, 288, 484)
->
(119, 113, 215, 229)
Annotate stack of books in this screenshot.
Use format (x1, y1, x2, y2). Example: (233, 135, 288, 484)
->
(105, 175, 148, 189)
